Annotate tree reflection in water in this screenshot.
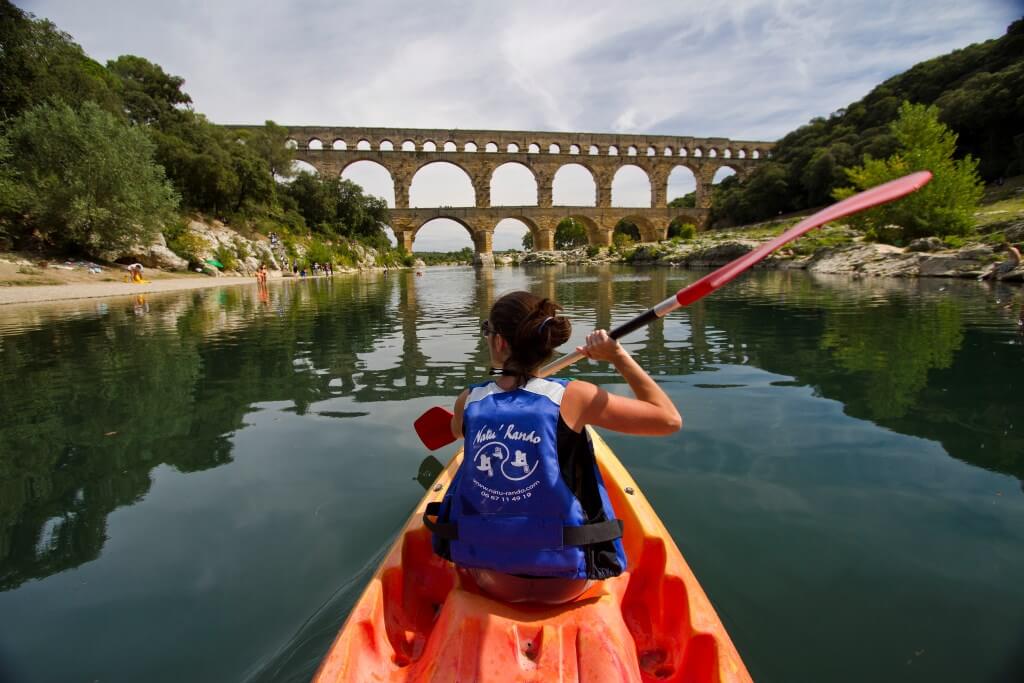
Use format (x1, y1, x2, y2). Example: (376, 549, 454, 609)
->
(0, 268, 1020, 590)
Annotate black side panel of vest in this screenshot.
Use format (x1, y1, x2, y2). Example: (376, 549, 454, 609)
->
(557, 417, 625, 579)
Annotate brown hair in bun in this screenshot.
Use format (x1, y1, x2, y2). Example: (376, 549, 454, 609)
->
(488, 290, 572, 384)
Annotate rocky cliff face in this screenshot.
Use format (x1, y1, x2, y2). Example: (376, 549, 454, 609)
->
(180, 219, 280, 276)
(95, 232, 188, 271)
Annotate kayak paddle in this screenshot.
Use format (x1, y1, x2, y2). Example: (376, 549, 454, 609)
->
(413, 170, 933, 450)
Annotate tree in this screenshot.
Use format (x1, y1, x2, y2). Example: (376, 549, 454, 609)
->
(834, 101, 983, 240)
(0, 137, 21, 246)
(4, 100, 179, 252)
(521, 232, 533, 250)
(613, 220, 640, 244)
(668, 193, 695, 208)
(285, 173, 390, 241)
(0, 1, 121, 122)
(239, 121, 295, 180)
(106, 55, 192, 126)
(554, 218, 588, 249)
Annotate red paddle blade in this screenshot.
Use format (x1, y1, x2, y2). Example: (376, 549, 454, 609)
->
(414, 406, 456, 451)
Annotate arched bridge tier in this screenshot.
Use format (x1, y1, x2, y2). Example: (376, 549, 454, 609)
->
(225, 125, 775, 252)
(388, 207, 706, 252)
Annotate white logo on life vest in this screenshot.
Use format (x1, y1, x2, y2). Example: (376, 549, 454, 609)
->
(472, 441, 538, 482)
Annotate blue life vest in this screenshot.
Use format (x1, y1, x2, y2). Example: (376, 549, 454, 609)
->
(424, 378, 627, 580)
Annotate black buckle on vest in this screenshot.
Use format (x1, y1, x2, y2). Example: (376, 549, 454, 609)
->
(561, 519, 624, 546)
(423, 501, 459, 540)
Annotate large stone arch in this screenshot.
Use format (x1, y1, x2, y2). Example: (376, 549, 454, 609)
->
(289, 159, 320, 177)
(409, 161, 476, 208)
(339, 155, 396, 177)
(552, 163, 598, 207)
(611, 164, 652, 208)
(490, 161, 537, 206)
(618, 213, 662, 242)
(667, 164, 699, 205)
(564, 214, 604, 248)
(414, 215, 476, 239)
(408, 216, 479, 253)
(493, 215, 541, 251)
(340, 159, 396, 207)
(712, 164, 739, 184)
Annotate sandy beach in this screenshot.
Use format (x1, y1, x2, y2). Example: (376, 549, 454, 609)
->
(0, 273, 260, 306)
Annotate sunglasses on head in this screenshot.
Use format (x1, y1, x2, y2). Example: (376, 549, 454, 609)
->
(480, 320, 494, 338)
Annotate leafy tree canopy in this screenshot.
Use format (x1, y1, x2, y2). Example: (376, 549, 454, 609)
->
(285, 172, 389, 242)
(0, 0, 121, 123)
(4, 100, 179, 252)
(834, 101, 983, 240)
(106, 55, 192, 125)
(555, 218, 588, 249)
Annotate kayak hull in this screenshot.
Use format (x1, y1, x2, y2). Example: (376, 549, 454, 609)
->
(314, 430, 752, 683)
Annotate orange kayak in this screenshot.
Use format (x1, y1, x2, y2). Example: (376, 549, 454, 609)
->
(313, 429, 752, 682)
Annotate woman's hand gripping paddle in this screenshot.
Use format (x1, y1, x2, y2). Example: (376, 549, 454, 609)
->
(413, 171, 933, 450)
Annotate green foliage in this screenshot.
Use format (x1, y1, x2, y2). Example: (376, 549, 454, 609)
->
(0, 137, 20, 245)
(285, 173, 389, 241)
(711, 164, 789, 226)
(164, 225, 207, 266)
(521, 231, 534, 250)
(613, 220, 640, 247)
(4, 100, 178, 252)
(149, 112, 280, 219)
(304, 239, 334, 267)
(554, 218, 588, 249)
(416, 248, 474, 265)
(212, 243, 238, 271)
(586, 244, 602, 257)
(106, 55, 191, 126)
(612, 232, 634, 249)
(238, 121, 294, 180)
(0, 2, 122, 122)
(668, 220, 696, 240)
(668, 193, 695, 208)
(834, 102, 984, 240)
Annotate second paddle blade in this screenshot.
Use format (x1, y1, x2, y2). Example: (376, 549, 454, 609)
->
(414, 405, 456, 451)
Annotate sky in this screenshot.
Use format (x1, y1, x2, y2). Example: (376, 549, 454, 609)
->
(19, 0, 1021, 251)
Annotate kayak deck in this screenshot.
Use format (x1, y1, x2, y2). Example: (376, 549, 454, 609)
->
(314, 430, 751, 682)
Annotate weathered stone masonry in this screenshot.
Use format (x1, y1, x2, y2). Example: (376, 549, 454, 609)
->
(230, 125, 774, 254)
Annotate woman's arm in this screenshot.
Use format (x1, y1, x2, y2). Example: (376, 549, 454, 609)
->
(450, 389, 470, 440)
(561, 330, 681, 436)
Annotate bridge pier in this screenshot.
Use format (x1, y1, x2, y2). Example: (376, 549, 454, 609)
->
(535, 228, 555, 251)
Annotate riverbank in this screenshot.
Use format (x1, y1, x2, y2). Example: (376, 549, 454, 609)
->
(0, 268, 261, 306)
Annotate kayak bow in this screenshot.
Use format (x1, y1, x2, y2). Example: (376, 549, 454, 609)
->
(313, 430, 752, 683)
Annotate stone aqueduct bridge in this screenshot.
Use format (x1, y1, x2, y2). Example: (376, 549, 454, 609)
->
(267, 126, 776, 252)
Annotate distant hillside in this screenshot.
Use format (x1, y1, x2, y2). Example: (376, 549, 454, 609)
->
(713, 18, 1023, 226)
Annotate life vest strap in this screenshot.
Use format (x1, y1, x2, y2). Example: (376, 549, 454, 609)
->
(423, 502, 623, 547)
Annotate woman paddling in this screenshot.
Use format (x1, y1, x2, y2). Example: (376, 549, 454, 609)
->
(425, 290, 681, 605)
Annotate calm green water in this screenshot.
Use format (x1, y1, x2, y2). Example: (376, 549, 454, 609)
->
(1, 267, 1022, 683)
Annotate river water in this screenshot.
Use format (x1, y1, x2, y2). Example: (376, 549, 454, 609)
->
(0, 266, 1022, 683)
